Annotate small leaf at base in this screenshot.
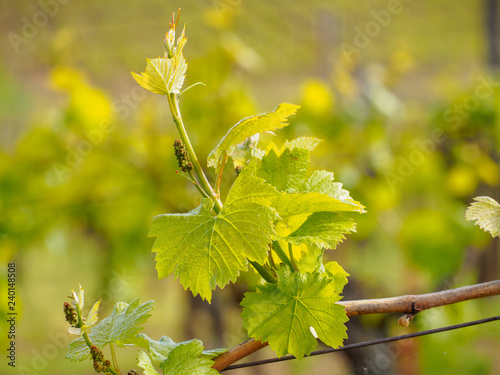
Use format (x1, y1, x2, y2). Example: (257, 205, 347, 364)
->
(466, 196, 500, 238)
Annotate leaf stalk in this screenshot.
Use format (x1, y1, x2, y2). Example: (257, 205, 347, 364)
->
(272, 241, 296, 273)
(249, 261, 277, 283)
(288, 243, 299, 272)
(109, 343, 121, 374)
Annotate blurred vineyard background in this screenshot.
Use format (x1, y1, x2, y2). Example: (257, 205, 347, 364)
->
(1, 1, 500, 374)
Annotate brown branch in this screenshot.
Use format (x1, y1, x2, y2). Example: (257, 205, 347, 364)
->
(340, 279, 500, 315)
(212, 279, 500, 372)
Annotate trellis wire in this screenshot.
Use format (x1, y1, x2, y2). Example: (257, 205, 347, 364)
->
(221, 315, 500, 371)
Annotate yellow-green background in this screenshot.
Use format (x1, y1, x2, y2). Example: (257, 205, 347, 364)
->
(1, 1, 499, 374)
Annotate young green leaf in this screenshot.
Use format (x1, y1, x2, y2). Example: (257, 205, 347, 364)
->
(132, 27, 188, 95)
(291, 247, 349, 293)
(66, 299, 155, 361)
(323, 261, 349, 293)
(67, 309, 99, 335)
(159, 340, 219, 375)
(78, 300, 101, 333)
(207, 103, 300, 170)
(282, 212, 356, 249)
(200, 347, 228, 359)
(304, 170, 354, 201)
(230, 134, 265, 170)
(149, 174, 280, 302)
(252, 139, 364, 219)
(131, 56, 187, 95)
(135, 334, 177, 366)
(137, 351, 161, 375)
(67, 284, 100, 336)
(164, 26, 187, 58)
(465, 196, 500, 238)
(283, 136, 323, 151)
(71, 283, 85, 312)
(252, 140, 362, 250)
(256, 145, 309, 193)
(274, 192, 364, 218)
(241, 268, 348, 359)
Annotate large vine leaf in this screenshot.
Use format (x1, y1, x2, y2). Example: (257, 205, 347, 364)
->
(66, 299, 155, 361)
(159, 340, 219, 375)
(282, 212, 356, 249)
(465, 196, 500, 237)
(149, 173, 280, 302)
(207, 103, 300, 170)
(241, 268, 348, 359)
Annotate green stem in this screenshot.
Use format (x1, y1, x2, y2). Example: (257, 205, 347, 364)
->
(288, 243, 299, 271)
(249, 261, 277, 283)
(272, 241, 295, 273)
(75, 304, 85, 328)
(188, 170, 210, 198)
(167, 93, 223, 213)
(109, 343, 121, 374)
(82, 331, 93, 348)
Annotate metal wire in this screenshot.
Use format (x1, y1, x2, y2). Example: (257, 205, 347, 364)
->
(222, 315, 500, 371)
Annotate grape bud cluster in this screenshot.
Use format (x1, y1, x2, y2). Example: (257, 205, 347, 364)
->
(63, 302, 78, 325)
(173, 139, 193, 172)
(90, 345, 111, 373)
